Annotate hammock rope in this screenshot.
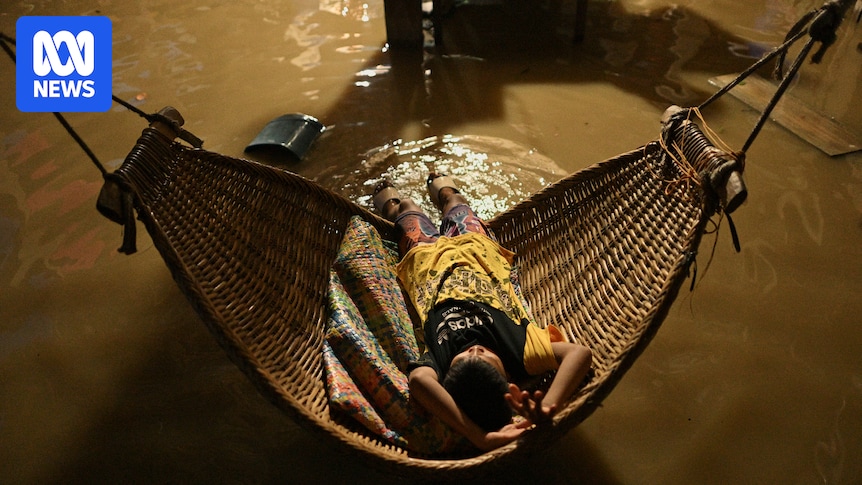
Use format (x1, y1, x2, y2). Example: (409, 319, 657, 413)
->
(0, 0, 851, 190)
(0, 2, 855, 475)
(695, 0, 855, 154)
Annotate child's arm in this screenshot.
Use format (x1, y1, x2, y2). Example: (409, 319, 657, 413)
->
(408, 366, 529, 450)
(507, 341, 592, 423)
(544, 341, 592, 409)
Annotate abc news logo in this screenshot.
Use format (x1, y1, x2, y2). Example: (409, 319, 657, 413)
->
(17, 16, 112, 112)
(33, 30, 97, 98)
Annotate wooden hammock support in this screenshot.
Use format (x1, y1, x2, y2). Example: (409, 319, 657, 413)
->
(95, 105, 745, 478)
(383, 0, 590, 47)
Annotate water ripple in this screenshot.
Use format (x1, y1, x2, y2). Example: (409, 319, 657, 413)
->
(320, 134, 565, 222)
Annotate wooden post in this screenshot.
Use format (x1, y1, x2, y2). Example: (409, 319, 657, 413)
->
(384, 0, 424, 47)
(573, 0, 588, 43)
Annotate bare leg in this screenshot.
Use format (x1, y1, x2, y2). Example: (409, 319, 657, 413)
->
(380, 197, 424, 222)
(374, 181, 427, 222)
(436, 187, 469, 215)
(428, 173, 470, 215)
(428, 173, 495, 241)
(373, 181, 441, 254)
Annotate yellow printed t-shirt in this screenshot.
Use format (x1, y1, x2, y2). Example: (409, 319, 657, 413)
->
(398, 233, 559, 377)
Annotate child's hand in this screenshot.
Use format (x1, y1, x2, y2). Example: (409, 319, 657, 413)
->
(505, 383, 558, 426)
(472, 384, 563, 451)
(473, 421, 532, 451)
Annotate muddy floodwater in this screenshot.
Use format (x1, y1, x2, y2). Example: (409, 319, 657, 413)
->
(2, 0, 862, 483)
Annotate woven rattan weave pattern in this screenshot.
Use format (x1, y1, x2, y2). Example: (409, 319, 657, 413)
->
(101, 111, 727, 478)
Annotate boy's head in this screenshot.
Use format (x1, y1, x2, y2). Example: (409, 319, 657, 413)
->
(443, 345, 512, 432)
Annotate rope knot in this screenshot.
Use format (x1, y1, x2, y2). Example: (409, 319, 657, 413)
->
(808, 1, 845, 62)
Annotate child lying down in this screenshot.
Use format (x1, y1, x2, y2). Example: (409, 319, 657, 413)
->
(372, 173, 593, 451)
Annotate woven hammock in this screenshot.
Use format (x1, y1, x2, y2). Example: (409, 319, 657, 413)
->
(96, 106, 745, 478)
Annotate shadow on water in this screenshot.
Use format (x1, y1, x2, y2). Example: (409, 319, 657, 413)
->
(39, 2, 783, 484)
(265, 0, 770, 179)
(40, 273, 623, 484)
(8, 0, 853, 483)
(46, 4, 779, 484)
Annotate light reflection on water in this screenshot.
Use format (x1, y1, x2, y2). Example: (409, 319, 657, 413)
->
(332, 134, 565, 220)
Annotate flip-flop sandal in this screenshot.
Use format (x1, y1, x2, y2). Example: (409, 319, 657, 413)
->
(372, 182, 401, 215)
(426, 174, 460, 208)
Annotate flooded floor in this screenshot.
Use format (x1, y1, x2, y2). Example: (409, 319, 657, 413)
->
(2, 0, 862, 483)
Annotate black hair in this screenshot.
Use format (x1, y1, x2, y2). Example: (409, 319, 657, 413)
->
(443, 358, 512, 432)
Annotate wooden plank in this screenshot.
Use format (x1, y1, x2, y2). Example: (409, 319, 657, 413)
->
(709, 73, 862, 156)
